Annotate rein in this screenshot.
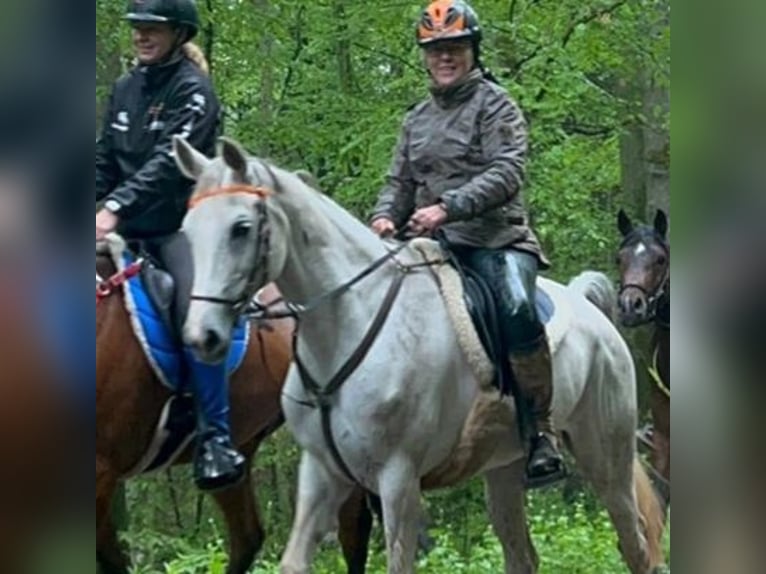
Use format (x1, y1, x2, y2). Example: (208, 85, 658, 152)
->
(185, 180, 445, 482)
(96, 258, 144, 305)
(648, 346, 670, 398)
(247, 242, 411, 320)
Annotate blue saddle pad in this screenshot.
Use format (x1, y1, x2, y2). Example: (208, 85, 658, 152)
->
(122, 253, 249, 393)
(536, 287, 555, 325)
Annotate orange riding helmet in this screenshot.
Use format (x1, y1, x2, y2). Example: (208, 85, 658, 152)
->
(416, 0, 482, 47)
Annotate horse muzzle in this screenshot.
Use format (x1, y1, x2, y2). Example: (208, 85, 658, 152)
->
(618, 293, 651, 327)
(183, 312, 232, 365)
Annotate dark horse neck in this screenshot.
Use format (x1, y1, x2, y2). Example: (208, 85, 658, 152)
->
(655, 293, 670, 330)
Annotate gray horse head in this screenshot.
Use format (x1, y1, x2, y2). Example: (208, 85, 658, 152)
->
(174, 135, 291, 363)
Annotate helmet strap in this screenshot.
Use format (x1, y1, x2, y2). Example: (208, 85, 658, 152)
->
(172, 26, 190, 49)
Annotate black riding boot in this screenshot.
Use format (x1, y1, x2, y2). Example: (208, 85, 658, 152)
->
(510, 338, 567, 488)
(153, 233, 246, 491)
(185, 348, 246, 491)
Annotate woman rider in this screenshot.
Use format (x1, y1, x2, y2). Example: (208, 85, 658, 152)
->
(371, 0, 566, 487)
(95, 0, 244, 491)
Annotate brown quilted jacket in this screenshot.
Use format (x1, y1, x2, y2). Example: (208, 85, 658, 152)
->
(371, 69, 549, 267)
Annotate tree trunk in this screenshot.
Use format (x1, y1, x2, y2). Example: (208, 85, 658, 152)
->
(253, 0, 275, 155)
(641, 1, 670, 222)
(334, 1, 353, 94)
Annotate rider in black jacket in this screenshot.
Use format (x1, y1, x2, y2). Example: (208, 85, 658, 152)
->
(96, 0, 245, 491)
(96, 2, 219, 239)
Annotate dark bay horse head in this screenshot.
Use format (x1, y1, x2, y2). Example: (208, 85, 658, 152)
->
(615, 209, 670, 327)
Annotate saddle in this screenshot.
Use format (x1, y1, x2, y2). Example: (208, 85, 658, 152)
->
(459, 264, 513, 395)
(139, 262, 179, 341)
(440, 246, 554, 397)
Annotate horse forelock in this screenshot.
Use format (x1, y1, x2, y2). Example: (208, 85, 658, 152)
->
(619, 225, 669, 254)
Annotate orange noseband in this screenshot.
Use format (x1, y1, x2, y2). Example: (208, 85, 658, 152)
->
(188, 184, 272, 209)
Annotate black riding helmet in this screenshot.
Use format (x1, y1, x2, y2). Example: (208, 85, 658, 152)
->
(124, 0, 200, 42)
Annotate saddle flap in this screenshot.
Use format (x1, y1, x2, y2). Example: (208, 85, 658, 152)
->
(140, 264, 178, 340)
(409, 238, 566, 395)
(99, 235, 251, 392)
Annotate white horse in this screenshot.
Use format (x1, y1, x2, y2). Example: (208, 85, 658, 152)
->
(175, 136, 665, 574)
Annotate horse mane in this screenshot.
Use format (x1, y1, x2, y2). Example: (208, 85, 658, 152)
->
(248, 157, 383, 248)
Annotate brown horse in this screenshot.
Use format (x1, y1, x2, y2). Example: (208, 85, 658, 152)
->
(616, 209, 670, 509)
(96, 252, 375, 574)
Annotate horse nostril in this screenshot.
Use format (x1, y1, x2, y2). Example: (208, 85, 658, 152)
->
(203, 328, 222, 352)
(633, 298, 645, 312)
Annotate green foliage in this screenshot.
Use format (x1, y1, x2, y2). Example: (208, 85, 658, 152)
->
(97, 0, 669, 273)
(123, 474, 670, 573)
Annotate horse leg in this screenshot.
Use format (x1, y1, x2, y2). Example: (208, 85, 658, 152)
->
(567, 426, 664, 574)
(211, 461, 264, 574)
(377, 459, 421, 574)
(96, 460, 129, 574)
(279, 451, 354, 574)
(338, 486, 374, 574)
(483, 462, 539, 574)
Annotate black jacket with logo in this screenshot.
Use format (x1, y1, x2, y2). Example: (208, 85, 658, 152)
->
(96, 56, 220, 239)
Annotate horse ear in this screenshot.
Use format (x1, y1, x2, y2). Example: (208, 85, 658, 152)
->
(173, 136, 209, 180)
(294, 169, 320, 191)
(654, 209, 668, 238)
(219, 137, 249, 178)
(617, 209, 633, 237)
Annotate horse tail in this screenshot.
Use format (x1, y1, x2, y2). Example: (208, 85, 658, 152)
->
(182, 42, 210, 75)
(634, 456, 665, 566)
(567, 270, 617, 322)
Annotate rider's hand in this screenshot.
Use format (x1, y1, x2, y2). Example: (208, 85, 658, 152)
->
(371, 217, 396, 237)
(408, 203, 448, 236)
(96, 208, 119, 241)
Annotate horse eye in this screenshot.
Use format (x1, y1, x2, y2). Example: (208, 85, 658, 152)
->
(230, 221, 252, 241)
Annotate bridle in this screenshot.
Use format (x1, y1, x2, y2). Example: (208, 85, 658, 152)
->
(187, 184, 273, 314)
(617, 233, 670, 326)
(185, 183, 426, 321)
(185, 181, 442, 484)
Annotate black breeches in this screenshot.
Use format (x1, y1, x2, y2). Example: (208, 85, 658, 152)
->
(453, 246, 544, 353)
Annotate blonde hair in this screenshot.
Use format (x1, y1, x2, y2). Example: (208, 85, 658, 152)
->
(182, 42, 209, 75)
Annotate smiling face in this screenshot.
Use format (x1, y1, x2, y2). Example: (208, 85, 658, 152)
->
(423, 39, 474, 87)
(132, 22, 177, 65)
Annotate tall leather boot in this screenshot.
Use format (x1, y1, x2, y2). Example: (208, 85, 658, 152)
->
(510, 337, 567, 488)
(184, 349, 245, 491)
